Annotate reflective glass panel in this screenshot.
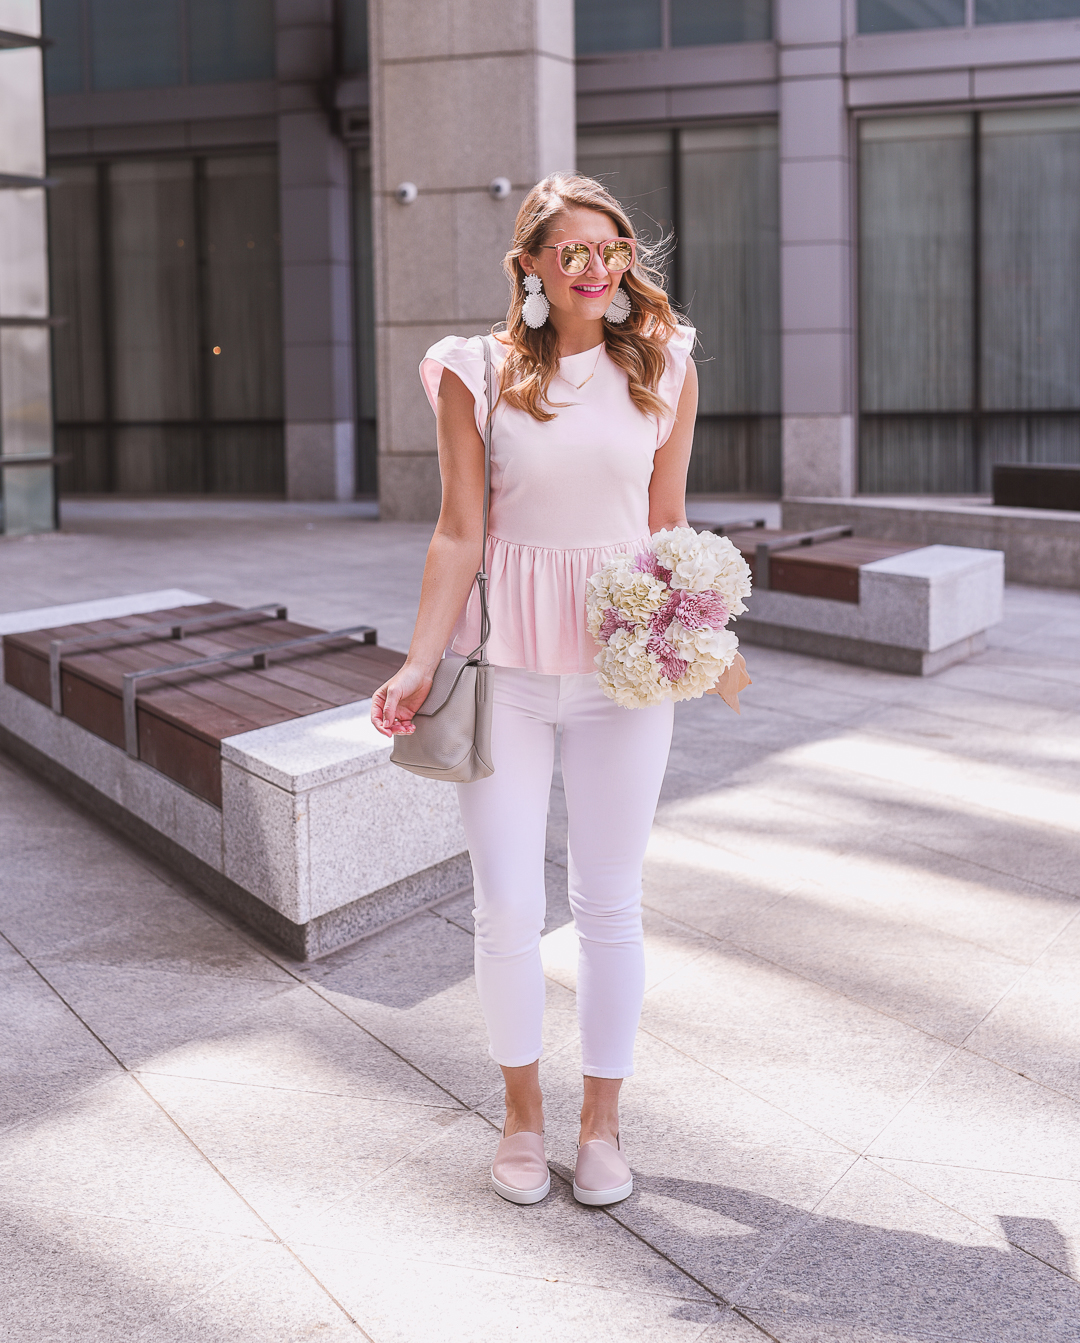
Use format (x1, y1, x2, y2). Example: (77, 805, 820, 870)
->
(48, 165, 106, 425)
(188, 0, 275, 83)
(574, 0, 662, 54)
(859, 115, 975, 492)
(351, 149, 377, 494)
(341, 0, 368, 75)
(42, 0, 83, 93)
(0, 326, 52, 455)
(0, 190, 49, 316)
(859, 116, 973, 414)
(977, 0, 1080, 18)
(90, 0, 182, 90)
(671, 0, 772, 45)
(680, 123, 781, 490)
(679, 123, 780, 415)
(203, 154, 283, 421)
(577, 131, 674, 259)
(109, 159, 199, 421)
(0, 46, 45, 177)
(857, 0, 965, 31)
(980, 106, 1080, 413)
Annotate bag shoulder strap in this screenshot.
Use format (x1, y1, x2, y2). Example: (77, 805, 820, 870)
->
(467, 337, 494, 664)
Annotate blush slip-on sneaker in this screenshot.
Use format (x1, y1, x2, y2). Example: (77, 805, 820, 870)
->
(491, 1129, 550, 1205)
(573, 1135, 633, 1206)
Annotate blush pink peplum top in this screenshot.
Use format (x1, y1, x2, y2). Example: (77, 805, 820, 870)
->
(419, 326, 695, 675)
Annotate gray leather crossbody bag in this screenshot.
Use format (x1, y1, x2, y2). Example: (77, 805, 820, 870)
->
(390, 337, 495, 782)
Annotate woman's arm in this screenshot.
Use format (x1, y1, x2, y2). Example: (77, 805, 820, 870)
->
(648, 358, 698, 533)
(370, 368, 486, 736)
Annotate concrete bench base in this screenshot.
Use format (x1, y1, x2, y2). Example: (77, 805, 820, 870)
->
(0, 591, 471, 961)
(783, 496, 1080, 590)
(736, 621, 986, 676)
(735, 544, 1003, 676)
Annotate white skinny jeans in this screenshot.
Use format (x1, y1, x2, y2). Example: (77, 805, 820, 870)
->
(456, 666, 674, 1079)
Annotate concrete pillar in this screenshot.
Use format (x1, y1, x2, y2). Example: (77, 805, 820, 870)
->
(776, 0, 855, 499)
(369, 0, 575, 521)
(277, 0, 355, 500)
(0, 1, 55, 536)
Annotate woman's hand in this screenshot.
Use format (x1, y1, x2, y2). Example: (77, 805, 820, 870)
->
(371, 662, 436, 737)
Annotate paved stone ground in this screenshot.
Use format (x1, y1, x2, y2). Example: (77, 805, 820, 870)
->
(1, 502, 1078, 1342)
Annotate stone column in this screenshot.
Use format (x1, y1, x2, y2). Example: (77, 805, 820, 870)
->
(776, 0, 855, 499)
(277, 0, 355, 500)
(0, 1, 55, 536)
(369, 0, 575, 521)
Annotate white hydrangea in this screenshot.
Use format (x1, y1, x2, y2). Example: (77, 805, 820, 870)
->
(652, 526, 752, 614)
(586, 528, 752, 710)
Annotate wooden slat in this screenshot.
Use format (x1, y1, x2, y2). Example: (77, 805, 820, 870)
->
(771, 539, 918, 604)
(3, 601, 404, 808)
(3, 641, 51, 705)
(138, 709, 223, 805)
(3, 603, 239, 660)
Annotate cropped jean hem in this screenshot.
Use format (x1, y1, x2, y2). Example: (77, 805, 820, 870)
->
(489, 1048, 544, 1069)
(582, 1067, 635, 1080)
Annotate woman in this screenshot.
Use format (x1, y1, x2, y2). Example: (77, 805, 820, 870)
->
(371, 173, 697, 1207)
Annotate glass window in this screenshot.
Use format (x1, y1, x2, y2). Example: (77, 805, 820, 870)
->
(42, 0, 83, 94)
(670, 0, 772, 46)
(856, 0, 965, 32)
(575, 0, 662, 54)
(188, 0, 275, 84)
(680, 124, 780, 493)
(203, 155, 282, 421)
(109, 159, 199, 424)
(341, 0, 368, 76)
(90, 0, 182, 90)
(980, 107, 1080, 414)
(351, 149, 377, 494)
(977, 0, 1080, 20)
(858, 108, 1080, 493)
(859, 116, 973, 491)
(577, 131, 674, 254)
(578, 124, 780, 495)
(47, 153, 285, 495)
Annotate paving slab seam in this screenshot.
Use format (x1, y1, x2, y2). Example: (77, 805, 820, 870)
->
(0, 764, 482, 1116)
(130, 1067, 471, 1110)
(287, 1239, 726, 1308)
(684, 780, 1080, 906)
(636, 907, 1042, 1082)
(0, 930, 376, 1339)
(862, 1155, 1080, 1285)
(636, 1025, 867, 1161)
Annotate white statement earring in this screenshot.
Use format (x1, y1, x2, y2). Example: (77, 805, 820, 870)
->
(521, 274, 550, 329)
(604, 286, 632, 325)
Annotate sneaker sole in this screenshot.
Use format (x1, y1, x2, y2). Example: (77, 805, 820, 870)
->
(491, 1171, 551, 1205)
(573, 1177, 633, 1206)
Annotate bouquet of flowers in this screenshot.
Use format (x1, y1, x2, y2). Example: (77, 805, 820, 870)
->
(585, 527, 752, 709)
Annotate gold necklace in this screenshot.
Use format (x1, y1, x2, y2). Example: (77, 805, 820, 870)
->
(561, 344, 604, 391)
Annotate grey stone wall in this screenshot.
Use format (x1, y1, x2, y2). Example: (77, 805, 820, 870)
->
(369, 0, 575, 522)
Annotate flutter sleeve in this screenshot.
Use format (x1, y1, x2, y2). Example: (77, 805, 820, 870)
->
(656, 324, 697, 448)
(419, 335, 490, 437)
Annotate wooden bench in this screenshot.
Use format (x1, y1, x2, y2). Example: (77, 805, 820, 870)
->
(690, 520, 1004, 675)
(4, 602, 404, 806)
(0, 592, 468, 959)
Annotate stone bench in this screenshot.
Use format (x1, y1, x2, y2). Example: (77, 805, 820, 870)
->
(0, 591, 469, 959)
(692, 524, 1004, 675)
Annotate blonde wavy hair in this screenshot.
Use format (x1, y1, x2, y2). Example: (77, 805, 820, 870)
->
(497, 173, 682, 423)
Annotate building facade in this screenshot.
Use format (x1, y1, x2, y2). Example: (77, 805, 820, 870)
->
(36, 0, 1080, 517)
